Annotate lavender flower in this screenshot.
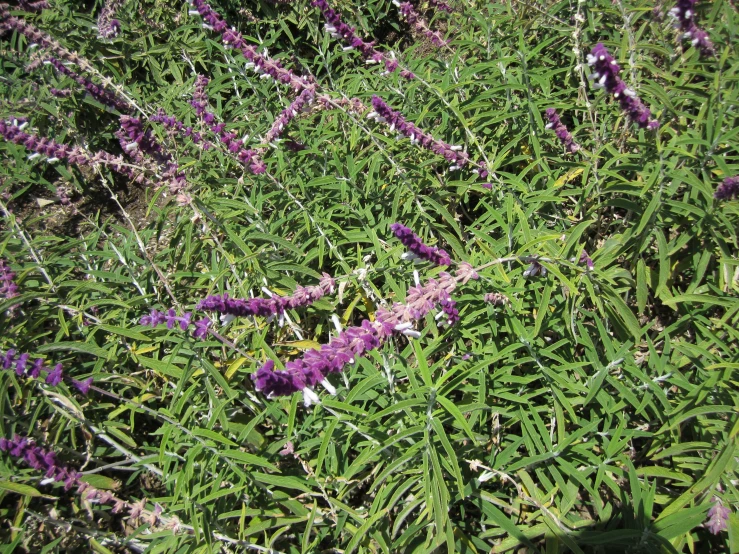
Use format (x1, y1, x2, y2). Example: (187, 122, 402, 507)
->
(587, 44, 659, 130)
(46, 58, 130, 113)
(579, 250, 594, 270)
(0, 119, 146, 184)
(369, 96, 469, 169)
(428, 0, 454, 13)
(706, 499, 730, 535)
(190, 0, 313, 92)
(190, 75, 266, 174)
(545, 109, 580, 153)
(198, 274, 336, 321)
(253, 266, 475, 405)
(0, 349, 91, 392)
(668, 0, 714, 57)
(390, 223, 451, 266)
(396, 2, 448, 48)
(484, 292, 508, 306)
(0, 434, 163, 524)
(149, 109, 209, 148)
(265, 88, 316, 144)
(140, 308, 211, 339)
(714, 176, 739, 201)
(0, 258, 19, 305)
(18, 0, 50, 11)
(97, 0, 124, 39)
(311, 0, 414, 79)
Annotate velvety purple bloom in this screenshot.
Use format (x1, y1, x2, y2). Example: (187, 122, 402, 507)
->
(669, 0, 714, 57)
(587, 44, 659, 130)
(191, 0, 313, 92)
(0, 258, 19, 306)
(396, 2, 448, 48)
(72, 377, 93, 395)
(579, 250, 594, 270)
(311, 0, 414, 79)
(189, 75, 266, 174)
(545, 109, 580, 153)
(428, 0, 454, 13)
(370, 96, 469, 169)
(714, 176, 739, 201)
(46, 58, 130, 112)
(265, 88, 316, 144)
(253, 266, 474, 404)
(198, 274, 336, 320)
(706, 500, 730, 535)
(18, 0, 50, 10)
(390, 223, 451, 266)
(45, 363, 63, 386)
(140, 308, 211, 339)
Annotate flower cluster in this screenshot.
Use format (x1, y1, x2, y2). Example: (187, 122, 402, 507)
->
(587, 43, 659, 130)
(1, 348, 92, 393)
(427, 0, 454, 13)
(714, 176, 739, 201)
(18, 0, 49, 11)
(668, 0, 714, 57)
(579, 250, 594, 270)
(96, 0, 123, 39)
(369, 95, 469, 169)
(140, 308, 211, 339)
(0, 258, 19, 304)
(190, 0, 312, 92)
(49, 87, 72, 98)
(545, 109, 580, 153)
(253, 268, 471, 404)
(46, 57, 130, 112)
(265, 88, 316, 144)
(0, 434, 162, 523)
(484, 292, 508, 306)
(396, 2, 447, 48)
(190, 75, 266, 174)
(705, 499, 730, 535)
(390, 223, 451, 266)
(311, 0, 414, 79)
(0, 119, 145, 183)
(198, 274, 336, 321)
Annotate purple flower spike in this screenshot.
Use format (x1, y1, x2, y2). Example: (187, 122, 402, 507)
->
(714, 176, 739, 201)
(72, 377, 93, 395)
(587, 44, 659, 130)
(545, 109, 580, 153)
(18, 0, 50, 10)
(310, 0, 414, 79)
(47, 58, 130, 113)
(579, 250, 594, 270)
(397, 3, 448, 48)
(97, 0, 124, 39)
(390, 223, 451, 266)
(0, 258, 19, 307)
(139, 308, 211, 340)
(253, 266, 471, 405)
(706, 499, 730, 535)
(668, 0, 715, 57)
(370, 96, 469, 170)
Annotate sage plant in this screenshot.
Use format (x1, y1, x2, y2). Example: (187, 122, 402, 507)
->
(96, 0, 123, 39)
(140, 308, 211, 339)
(390, 223, 451, 266)
(714, 176, 739, 201)
(669, 0, 714, 56)
(0, 258, 18, 305)
(545, 109, 580, 153)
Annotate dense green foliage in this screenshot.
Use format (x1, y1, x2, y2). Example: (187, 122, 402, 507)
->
(0, 0, 738, 552)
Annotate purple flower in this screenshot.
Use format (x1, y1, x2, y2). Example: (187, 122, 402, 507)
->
(72, 377, 93, 395)
(706, 500, 730, 535)
(139, 308, 212, 340)
(46, 58, 130, 112)
(545, 109, 580, 153)
(668, 0, 715, 57)
(714, 176, 739, 201)
(587, 44, 659, 130)
(310, 0, 414, 79)
(18, 0, 50, 10)
(45, 363, 63, 386)
(523, 261, 547, 278)
(370, 96, 469, 170)
(253, 266, 469, 404)
(428, 0, 454, 13)
(96, 0, 124, 39)
(191, 0, 312, 92)
(397, 3, 448, 48)
(390, 223, 451, 266)
(0, 258, 19, 306)
(579, 250, 594, 270)
(265, 88, 316, 144)
(198, 274, 336, 320)
(484, 292, 508, 306)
